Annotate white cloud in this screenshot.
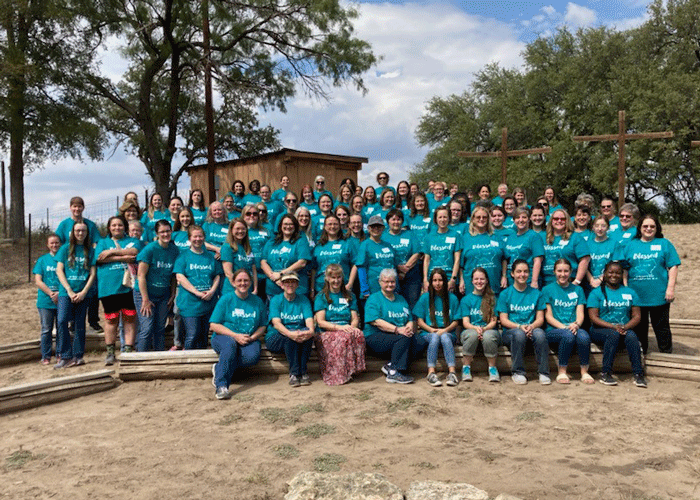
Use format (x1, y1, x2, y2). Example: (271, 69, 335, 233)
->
(564, 2, 598, 27)
(542, 5, 557, 17)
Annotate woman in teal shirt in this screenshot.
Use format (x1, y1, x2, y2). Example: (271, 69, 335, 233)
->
(383, 209, 421, 311)
(541, 258, 592, 384)
(260, 214, 312, 297)
(34, 234, 61, 364)
(504, 207, 543, 287)
(140, 192, 168, 237)
(221, 218, 257, 295)
(174, 226, 222, 349)
(209, 269, 267, 400)
(266, 272, 315, 387)
(314, 264, 364, 385)
(311, 215, 354, 294)
(187, 189, 207, 225)
(55, 222, 96, 368)
(460, 206, 507, 296)
(622, 215, 680, 354)
(542, 208, 590, 287)
(413, 269, 460, 387)
(202, 202, 229, 259)
(94, 216, 139, 364)
(423, 206, 461, 293)
(587, 261, 645, 387)
(586, 216, 618, 291)
(172, 208, 194, 252)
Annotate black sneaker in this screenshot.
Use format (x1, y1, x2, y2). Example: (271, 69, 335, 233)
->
(386, 370, 414, 384)
(599, 373, 618, 386)
(299, 374, 311, 386)
(90, 323, 104, 334)
(634, 374, 648, 388)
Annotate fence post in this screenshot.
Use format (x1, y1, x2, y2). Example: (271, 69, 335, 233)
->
(46, 207, 49, 230)
(117, 196, 119, 213)
(27, 214, 32, 283)
(1, 161, 6, 238)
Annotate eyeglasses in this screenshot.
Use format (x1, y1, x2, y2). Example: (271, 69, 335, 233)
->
(259, 209, 267, 213)
(473, 215, 488, 220)
(601, 204, 613, 209)
(551, 217, 567, 221)
(245, 212, 259, 217)
(619, 214, 633, 219)
(316, 181, 325, 185)
(378, 176, 388, 180)
(285, 199, 297, 203)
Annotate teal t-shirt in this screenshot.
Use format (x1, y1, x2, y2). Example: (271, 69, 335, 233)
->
(189, 207, 207, 225)
(262, 237, 313, 296)
(202, 221, 229, 248)
(172, 231, 191, 252)
(587, 285, 639, 325)
(220, 242, 256, 295)
(406, 214, 432, 243)
(493, 226, 516, 246)
(588, 237, 619, 279)
(174, 248, 222, 317)
(33, 253, 59, 309)
(540, 282, 586, 331)
(496, 285, 544, 325)
(424, 228, 461, 280)
(242, 193, 262, 207)
(382, 229, 418, 266)
(313, 290, 358, 326)
(461, 232, 505, 294)
(55, 217, 102, 245)
(93, 236, 140, 298)
(136, 241, 179, 299)
(140, 210, 169, 235)
(542, 234, 589, 286)
(620, 237, 681, 307)
(363, 291, 412, 338)
(266, 293, 313, 343)
(55, 244, 93, 297)
(412, 292, 460, 329)
(312, 239, 352, 292)
(361, 203, 380, 220)
(355, 238, 400, 294)
(459, 292, 493, 327)
(272, 188, 289, 202)
(504, 230, 545, 283)
(300, 201, 319, 218)
(210, 292, 266, 338)
(248, 227, 271, 266)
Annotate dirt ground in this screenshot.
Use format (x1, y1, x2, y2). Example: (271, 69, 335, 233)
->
(1, 225, 700, 500)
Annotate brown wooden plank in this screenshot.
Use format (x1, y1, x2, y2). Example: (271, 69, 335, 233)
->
(646, 366, 700, 383)
(0, 378, 117, 415)
(0, 369, 116, 398)
(645, 352, 700, 366)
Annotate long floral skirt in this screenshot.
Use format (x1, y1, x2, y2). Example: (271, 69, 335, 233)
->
(315, 328, 366, 386)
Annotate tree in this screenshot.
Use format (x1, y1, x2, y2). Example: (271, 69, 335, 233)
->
(78, 0, 377, 198)
(0, 0, 105, 237)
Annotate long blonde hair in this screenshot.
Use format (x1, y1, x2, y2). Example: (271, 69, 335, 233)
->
(546, 208, 574, 244)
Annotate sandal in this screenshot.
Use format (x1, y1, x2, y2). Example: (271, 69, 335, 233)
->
(581, 373, 595, 384)
(556, 373, 570, 384)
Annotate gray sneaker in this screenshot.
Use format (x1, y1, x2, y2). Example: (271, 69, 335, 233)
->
(461, 365, 473, 382)
(386, 370, 414, 384)
(445, 372, 459, 386)
(299, 374, 311, 386)
(289, 374, 301, 387)
(488, 366, 501, 383)
(634, 374, 648, 388)
(381, 363, 392, 375)
(539, 374, 552, 385)
(427, 372, 442, 387)
(211, 364, 217, 388)
(511, 373, 527, 385)
(105, 353, 116, 366)
(215, 386, 231, 400)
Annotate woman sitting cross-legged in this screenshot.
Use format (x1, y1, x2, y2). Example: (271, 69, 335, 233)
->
(266, 272, 315, 387)
(587, 261, 647, 388)
(364, 268, 428, 384)
(313, 264, 365, 385)
(209, 269, 267, 400)
(413, 268, 460, 387)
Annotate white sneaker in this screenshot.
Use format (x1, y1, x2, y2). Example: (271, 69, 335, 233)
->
(539, 374, 552, 385)
(511, 373, 527, 385)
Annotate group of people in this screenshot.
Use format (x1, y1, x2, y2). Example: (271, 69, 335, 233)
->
(34, 173, 680, 399)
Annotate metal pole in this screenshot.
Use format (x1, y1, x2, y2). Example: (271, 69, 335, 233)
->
(1, 161, 6, 238)
(203, 0, 217, 205)
(117, 196, 120, 213)
(46, 207, 49, 230)
(27, 213, 32, 283)
(618, 110, 626, 204)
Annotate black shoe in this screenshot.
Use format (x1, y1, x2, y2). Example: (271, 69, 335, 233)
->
(634, 374, 648, 388)
(599, 373, 618, 386)
(90, 323, 104, 333)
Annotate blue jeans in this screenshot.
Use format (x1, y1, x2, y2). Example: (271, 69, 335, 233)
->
(211, 334, 261, 388)
(545, 328, 591, 367)
(182, 315, 210, 349)
(589, 326, 644, 375)
(266, 331, 313, 376)
(38, 308, 57, 360)
(400, 265, 423, 313)
(57, 296, 88, 360)
(501, 327, 549, 376)
(134, 290, 170, 352)
(365, 331, 429, 372)
(426, 332, 456, 368)
(173, 304, 184, 348)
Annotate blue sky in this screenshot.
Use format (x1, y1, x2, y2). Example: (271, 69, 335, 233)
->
(17, 0, 653, 225)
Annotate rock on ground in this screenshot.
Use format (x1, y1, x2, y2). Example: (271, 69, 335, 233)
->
(285, 472, 404, 500)
(405, 481, 490, 500)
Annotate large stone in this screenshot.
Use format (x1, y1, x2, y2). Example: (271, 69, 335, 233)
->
(406, 481, 489, 500)
(285, 472, 404, 500)
(494, 495, 524, 500)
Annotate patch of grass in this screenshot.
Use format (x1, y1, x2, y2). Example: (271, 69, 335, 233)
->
(454, 389, 471, 399)
(314, 453, 347, 472)
(372, 462, 386, 469)
(233, 393, 254, 402)
(412, 461, 437, 470)
(272, 444, 300, 459)
(389, 418, 419, 429)
(218, 414, 239, 426)
(290, 402, 324, 418)
(386, 397, 415, 413)
(415, 403, 435, 416)
(516, 411, 546, 421)
(260, 407, 287, 424)
(352, 390, 373, 402)
(5, 449, 44, 470)
(245, 472, 269, 485)
(356, 410, 375, 420)
(294, 423, 336, 439)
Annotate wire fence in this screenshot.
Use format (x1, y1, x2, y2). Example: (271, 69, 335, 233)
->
(29, 197, 123, 232)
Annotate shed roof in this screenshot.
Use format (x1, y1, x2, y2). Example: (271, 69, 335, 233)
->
(188, 148, 369, 172)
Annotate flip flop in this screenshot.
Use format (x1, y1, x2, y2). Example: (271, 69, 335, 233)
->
(581, 373, 595, 384)
(556, 373, 570, 384)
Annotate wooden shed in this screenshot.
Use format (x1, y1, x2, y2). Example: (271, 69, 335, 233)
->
(187, 148, 368, 204)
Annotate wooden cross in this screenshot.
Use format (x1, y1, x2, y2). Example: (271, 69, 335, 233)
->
(692, 140, 700, 149)
(457, 127, 552, 184)
(573, 110, 673, 204)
